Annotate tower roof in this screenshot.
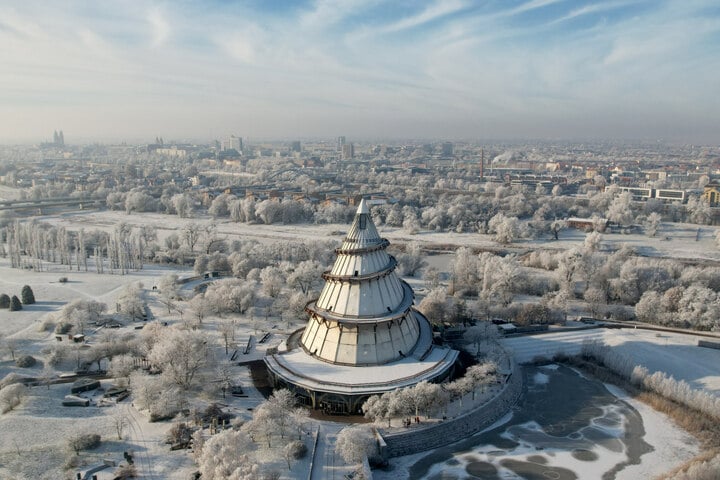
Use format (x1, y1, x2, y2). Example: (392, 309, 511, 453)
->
(340, 199, 382, 251)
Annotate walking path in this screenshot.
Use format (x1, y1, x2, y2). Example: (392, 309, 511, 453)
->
(310, 421, 354, 480)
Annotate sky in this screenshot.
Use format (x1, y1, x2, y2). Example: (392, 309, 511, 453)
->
(1, 0, 719, 144)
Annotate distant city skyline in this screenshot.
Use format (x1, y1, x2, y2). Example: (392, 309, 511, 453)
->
(1, 0, 718, 144)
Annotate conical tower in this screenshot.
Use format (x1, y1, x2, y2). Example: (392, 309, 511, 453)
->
(264, 198, 458, 414)
(300, 199, 423, 365)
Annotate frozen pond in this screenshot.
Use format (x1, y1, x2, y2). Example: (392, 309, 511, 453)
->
(389, 365, 690, 480)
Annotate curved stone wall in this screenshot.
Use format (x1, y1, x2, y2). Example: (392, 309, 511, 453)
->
(377, 364, 524, 458)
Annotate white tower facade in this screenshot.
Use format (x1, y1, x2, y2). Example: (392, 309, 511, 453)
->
(265, 199, 458, 414)
(301, 199, 423, 365)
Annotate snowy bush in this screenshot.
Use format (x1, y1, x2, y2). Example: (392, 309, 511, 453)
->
(67, 433, 101, 455)
(54, 322, 73, 334)
(113, 464, 138, 479)
(37, 316, 55, 332)
(166, 422, 193, 446)
(15, 355, 36, 368)
(0, 373, 26, 389)
(284, 440, 307, 460)
(0, 384, 27, 413)
(580, 340, 720, 420)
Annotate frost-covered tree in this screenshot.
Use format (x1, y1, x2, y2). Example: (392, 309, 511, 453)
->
(172, 193, 194, 218)
(584, 286, 607, 319)
(208, 194, 235, 219)
(549, 219, 566, 240)
(396, 242, 426, 277)
(418, 288, 447, 324)
(58, 299, 107, 334)
(196, 429, 258, 480)
(287, 260, 323, 295)
(463, 321, 500, 356)
(157, 274, 180, 314)
(109, 353, 136, 387)
(686, 195, 712, 225)
(645, 212, 662, 237)
(204, 279, 257, 315)
(678, 285, 720, 330)
(488, 212, 520, 244)
(148, 328, 210, 389)
(181, 222, 203, 251)
(362, 394, 390, 426)
(635, 291, 664, 324)
(260, 266, 283, 298)
(245, 389, 307, 447)
(117, 282, 144, 320)
(606, 191, 633, 226)
(335, 426, 377, 465)
(0, 383, 27, 413)
(450, 247, 477, 293)
(189, 294, 211, 325)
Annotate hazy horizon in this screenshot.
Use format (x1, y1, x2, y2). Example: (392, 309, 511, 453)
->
(1, 0, 719, 144)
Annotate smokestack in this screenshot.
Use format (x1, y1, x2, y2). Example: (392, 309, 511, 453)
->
(480, 148, 484, 179)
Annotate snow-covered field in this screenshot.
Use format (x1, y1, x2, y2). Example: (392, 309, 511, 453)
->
(34, 209, 720, 263)
(1, 208, 720, 479)
(503, 328, 720, 396)
(0, 255, 304, 480)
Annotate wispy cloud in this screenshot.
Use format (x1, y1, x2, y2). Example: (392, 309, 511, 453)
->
(147, 7, 170, 47)
(0, 0, 718, 142)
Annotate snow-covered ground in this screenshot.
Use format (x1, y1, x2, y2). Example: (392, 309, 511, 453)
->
(503, 328, 720, 396)
(33, 209, 720, 263)
(2, 208, 720, 479)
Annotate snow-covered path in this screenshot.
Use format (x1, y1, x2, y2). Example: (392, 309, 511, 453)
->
(310, 422, 353, 480)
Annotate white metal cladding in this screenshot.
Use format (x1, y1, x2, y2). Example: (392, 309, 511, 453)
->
(301, 313, 422, 365)
(298, 199, 424, 366)
(330, 250, 388, 276)
(316, 269, 405, 317)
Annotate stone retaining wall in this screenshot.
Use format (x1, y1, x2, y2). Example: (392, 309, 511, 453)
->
(377, 364, 523, 458)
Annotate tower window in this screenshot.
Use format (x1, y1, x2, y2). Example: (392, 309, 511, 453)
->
(359, 215, 367, 230)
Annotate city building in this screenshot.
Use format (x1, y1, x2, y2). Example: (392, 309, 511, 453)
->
(222, 135, 243, 153)
(264, 199, 458, 414)
(337, 136, 346, 152)
(341, 143, 354, 160)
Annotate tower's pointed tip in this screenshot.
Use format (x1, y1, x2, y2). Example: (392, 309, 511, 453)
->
(357, 198, 369, 215)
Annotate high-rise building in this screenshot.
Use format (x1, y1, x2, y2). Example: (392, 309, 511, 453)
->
(264, 199, 458, 414)
(337, 136, 346, 152)
(222, 135, 243, 153)
(341, 143, 354, 160)
(290, 141, 302, 153)
(441, 142, 453, 156)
